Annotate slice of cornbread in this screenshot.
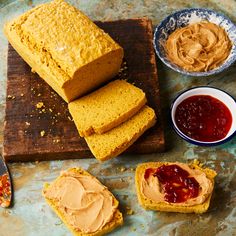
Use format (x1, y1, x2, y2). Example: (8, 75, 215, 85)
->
(4, 0, 123, 102)
(68, 80, 147, 137)
(85, 106, 156, 161)
(43, 167, 123, 236)
(135, 161, 217, 214)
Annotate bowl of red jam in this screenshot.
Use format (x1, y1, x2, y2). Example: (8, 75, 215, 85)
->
(171, 86, 236, 146)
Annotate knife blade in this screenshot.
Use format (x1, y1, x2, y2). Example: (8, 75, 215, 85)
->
(0, 155, 12, 208)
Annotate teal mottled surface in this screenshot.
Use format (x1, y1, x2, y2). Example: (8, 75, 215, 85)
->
(0, 0, 236, 235)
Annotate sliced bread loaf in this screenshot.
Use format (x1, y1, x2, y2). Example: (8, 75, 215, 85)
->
(68, 80, 147, 137)
(4, 0, 123, 102)
(85, 106, 156, 161)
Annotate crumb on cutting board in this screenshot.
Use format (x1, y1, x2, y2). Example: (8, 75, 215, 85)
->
(68, 116, 73, 121)
(40, 130, 45, 137)
(36, 102, 44, 109)
(7, 95, 15, 99)
(53, 139, 60, 143)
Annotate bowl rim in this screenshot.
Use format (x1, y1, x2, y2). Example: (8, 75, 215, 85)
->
(153, 8, 236, 77)
(170, 86, 236, 146)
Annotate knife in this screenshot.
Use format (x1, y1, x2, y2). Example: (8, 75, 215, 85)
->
(0, 155, 12, 208)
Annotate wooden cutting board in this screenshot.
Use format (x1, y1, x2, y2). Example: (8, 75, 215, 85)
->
(3, 18, 165, 162)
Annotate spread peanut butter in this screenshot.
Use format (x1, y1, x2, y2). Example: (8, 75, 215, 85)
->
(165, 22, 232, 72)
(43, 171, 117, 233)
(141, 163, 213, 206)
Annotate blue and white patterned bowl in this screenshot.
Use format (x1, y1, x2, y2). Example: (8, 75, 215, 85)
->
(153, 8, 236, 76)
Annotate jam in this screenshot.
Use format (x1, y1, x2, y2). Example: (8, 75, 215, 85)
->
(0, 174, 11, 207)
(175, 95, 232, 142)
(145, 165, 200, 203)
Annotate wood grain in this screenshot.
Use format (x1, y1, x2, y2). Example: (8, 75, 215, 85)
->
(3, 18, 165, 162)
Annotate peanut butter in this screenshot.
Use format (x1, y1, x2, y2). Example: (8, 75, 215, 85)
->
(165, 22, 232, 72)
(141, 163, 213, 206)
(43, 171, 117, 233)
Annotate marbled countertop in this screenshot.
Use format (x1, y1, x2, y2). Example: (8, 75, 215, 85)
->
(0, 1, 236, 235)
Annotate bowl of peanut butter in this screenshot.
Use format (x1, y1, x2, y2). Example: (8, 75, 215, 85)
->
(154, 8, 236, 76)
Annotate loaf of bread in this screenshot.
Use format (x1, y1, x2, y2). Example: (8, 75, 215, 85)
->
(43, 167, 123, 236)
(85, 106, 156, 161)
(68, 80, 147, 137)
(4, 0, 123, 102)
(135, 161, 217, 214)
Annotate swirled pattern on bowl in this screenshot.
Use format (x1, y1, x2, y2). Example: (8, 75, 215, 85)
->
(153, 8, 236, 76)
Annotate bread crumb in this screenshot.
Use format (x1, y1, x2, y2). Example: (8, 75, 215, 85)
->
(120, 167, 126, 172)
(49, 108, 53, 112)
(36, 102, 44, 109)
(68, 116, 73, 121)
(25, 122, 30, 126)
(194, 159, 203, 167)
(7, 95, 15, 99)
(53, 139, 60, 143)
(37, 93, 41, 97)
(126, 207, 134, 215)
(20, 93, 24, 97)
(40, 130, 45, 137)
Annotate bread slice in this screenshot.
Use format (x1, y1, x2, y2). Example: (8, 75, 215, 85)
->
(85, 106, 156, 161)
(42, 167, 123, 236)
(68, 80, 147, 137)
(4, 0, 123, 102)
(135, 161, 217, 214)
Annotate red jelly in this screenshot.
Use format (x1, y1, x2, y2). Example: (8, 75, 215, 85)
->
(175, 95, 232, 142)
(0, 174, 11, 207)
(145, 165, 200, 203)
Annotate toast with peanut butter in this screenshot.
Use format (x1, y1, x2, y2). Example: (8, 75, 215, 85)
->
(43, 167, 123, 236)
